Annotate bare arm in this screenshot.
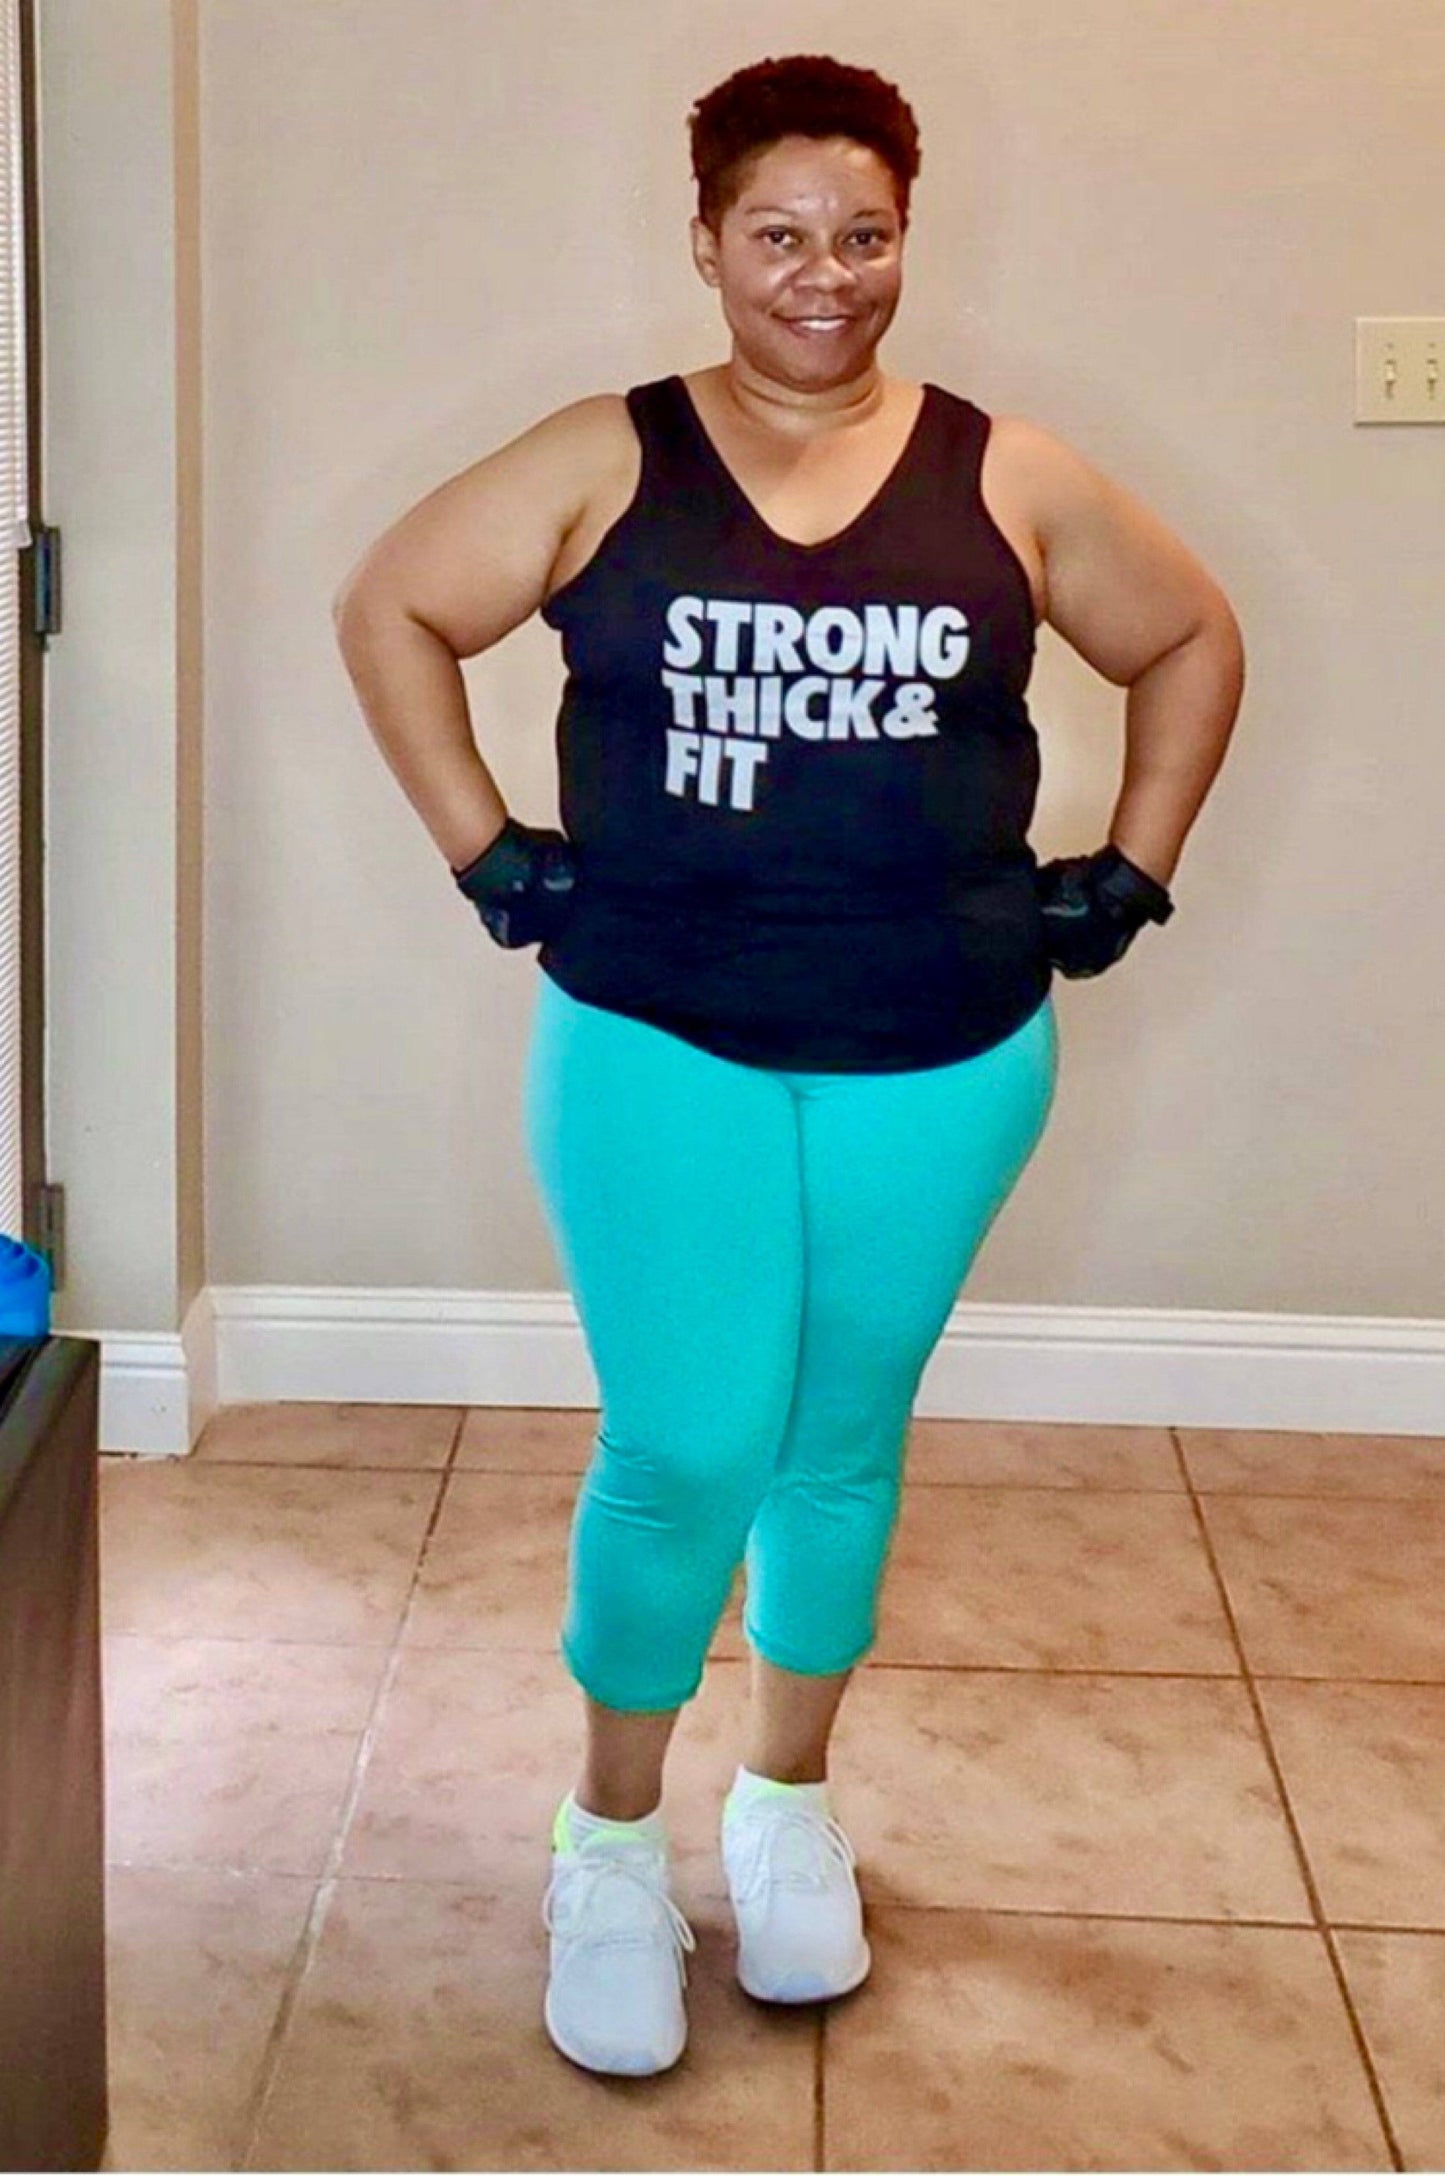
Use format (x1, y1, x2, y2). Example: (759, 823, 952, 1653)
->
(330, 607, 507, 870)
(331, 395, 618, 870)
(1010, 416, 1246, 888)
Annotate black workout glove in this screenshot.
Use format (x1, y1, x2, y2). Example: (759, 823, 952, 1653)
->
(451, 816, 578, 949)
(1035, 843, 1175, 979)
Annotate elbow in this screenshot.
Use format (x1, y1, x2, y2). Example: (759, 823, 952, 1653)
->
(1206, 605, 1247, 688)
(1195, 589, 1245, 650)
(332, 579, 413, 648)
(332, 578, 382, 630)
(331, 579, 365, 635)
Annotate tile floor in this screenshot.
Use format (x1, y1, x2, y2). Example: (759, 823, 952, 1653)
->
(95, 1407, 1445, 2171)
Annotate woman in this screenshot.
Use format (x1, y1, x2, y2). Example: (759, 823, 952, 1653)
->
(333, 54, 1244, 2079)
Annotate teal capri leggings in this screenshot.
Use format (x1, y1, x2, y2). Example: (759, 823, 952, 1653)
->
(523, 973, 1060, 1714)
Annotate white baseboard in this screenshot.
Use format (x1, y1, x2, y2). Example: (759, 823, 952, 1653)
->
(72, 1286, 1445, 1456)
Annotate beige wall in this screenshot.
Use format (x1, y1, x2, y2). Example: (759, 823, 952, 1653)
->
(42, 0, 1445, 1359)
(41, 0, 201, 1338)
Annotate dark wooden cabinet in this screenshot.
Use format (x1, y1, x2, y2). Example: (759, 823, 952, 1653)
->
(0, 1336, 107, 2172)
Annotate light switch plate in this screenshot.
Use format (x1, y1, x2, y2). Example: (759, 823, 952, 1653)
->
(1355, 318, 1445, 423)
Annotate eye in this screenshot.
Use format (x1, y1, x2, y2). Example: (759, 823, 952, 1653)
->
(757, 226, 890, 249)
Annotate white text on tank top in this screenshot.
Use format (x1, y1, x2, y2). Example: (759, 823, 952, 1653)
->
(660, 594, 969, 812)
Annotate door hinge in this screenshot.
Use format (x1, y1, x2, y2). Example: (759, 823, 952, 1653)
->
(29, 522, 61, 641)
(28, 1180, 65, 1294)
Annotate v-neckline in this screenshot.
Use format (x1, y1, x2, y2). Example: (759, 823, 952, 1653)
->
(670, 374, 934, 557)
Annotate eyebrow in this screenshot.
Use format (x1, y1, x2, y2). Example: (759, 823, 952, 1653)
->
(742, 205, 896, 220)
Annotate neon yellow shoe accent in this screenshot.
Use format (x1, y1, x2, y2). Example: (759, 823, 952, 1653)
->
(553, 1794, 666, 1853)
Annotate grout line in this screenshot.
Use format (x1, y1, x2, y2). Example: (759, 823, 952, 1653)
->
(1165, 1486, 1444, 1504)
(107, 1853, 1357, 1923)
(1166, 1433, 1191, 1494)
(235, 1462, 458, 2172)
(852, 1902, 1394, 1933)
(97, 1627, 1445, 1696)
(1171, 1425, 1405, 2171)
(104, 1448, 1132, 1488)
(99, 1636, 1244, 1679)
(110, 1456, 461, 1476)
(115, 1445, 1445, 1508)
(1298, 1920, 1445, 1937)
(101, 1837, 1445, 1936)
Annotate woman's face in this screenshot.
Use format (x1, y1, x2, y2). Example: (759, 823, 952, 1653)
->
(689, 133, 906, 388)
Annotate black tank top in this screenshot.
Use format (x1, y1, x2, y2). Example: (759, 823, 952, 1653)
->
(536, 372, 1053, 1071)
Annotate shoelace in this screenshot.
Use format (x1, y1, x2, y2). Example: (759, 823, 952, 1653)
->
(544, 1849, 699, 1968)
(727, 1803, 859, 1904)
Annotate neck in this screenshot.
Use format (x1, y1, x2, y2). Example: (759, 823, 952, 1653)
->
(718, 351, 888, 437)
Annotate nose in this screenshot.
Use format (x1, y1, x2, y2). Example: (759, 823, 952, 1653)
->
(795, 247, 856, 297)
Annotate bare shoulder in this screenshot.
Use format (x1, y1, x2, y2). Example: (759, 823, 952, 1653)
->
(333, 389, 640, 658)
(536, 388, 632, 436)
(985, 413, 1102, 539)
(535, 389, 637, 473)
(443, 387, 636, 503)
(988, 412, 1239, 676)
(529, 389, 642, 532)
(988, 409, 1216, 570)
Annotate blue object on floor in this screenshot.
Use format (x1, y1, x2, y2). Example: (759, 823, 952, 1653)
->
(0, 1236, 52, 1337)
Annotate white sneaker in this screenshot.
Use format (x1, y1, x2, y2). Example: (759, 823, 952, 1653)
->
(542, 1799, 698, 2076)
(721, 1775, 872, 2004)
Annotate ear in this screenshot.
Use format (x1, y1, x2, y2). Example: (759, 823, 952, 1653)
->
(688, 216, 721, 287)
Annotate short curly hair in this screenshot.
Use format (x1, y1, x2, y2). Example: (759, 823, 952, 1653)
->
(687, 54, 922, 237)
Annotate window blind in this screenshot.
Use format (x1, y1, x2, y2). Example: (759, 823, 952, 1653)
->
(0, 0, 29, 1239)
